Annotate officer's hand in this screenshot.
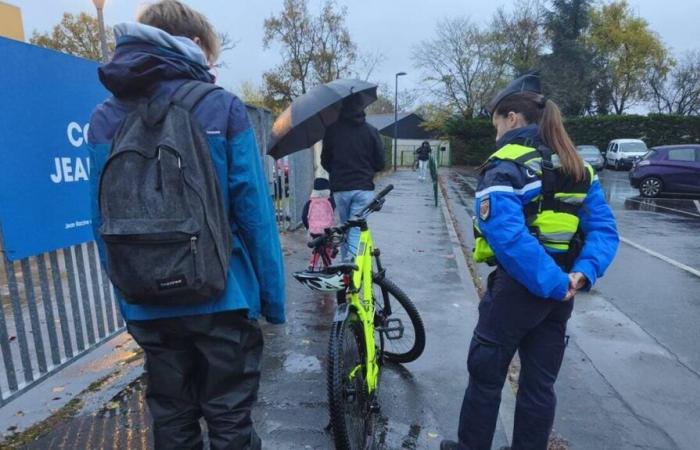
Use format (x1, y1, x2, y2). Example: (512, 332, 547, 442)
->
(569, 272, 587, 290)
(563, 288, 576, 302)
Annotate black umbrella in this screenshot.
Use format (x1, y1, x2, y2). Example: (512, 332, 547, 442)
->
(267, 78, 377, 159)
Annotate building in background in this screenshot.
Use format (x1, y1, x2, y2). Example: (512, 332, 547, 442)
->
(367, 112, 451, 167)
(0, 1, 24, 41)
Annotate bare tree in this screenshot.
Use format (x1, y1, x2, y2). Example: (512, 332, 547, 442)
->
(412, 17, 507, 118)
(30, 12, 115, 61)
(490, 0, 546, 75)
(212, 32, 238, 68)
(312, 1, 356, 84)
(352, 51, 384, 82)
(262, 0, 357, 110)
(648, 50, 700, 116)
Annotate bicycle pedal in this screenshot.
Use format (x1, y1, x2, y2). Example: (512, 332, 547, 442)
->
(382, 318, 405, 340)
(369, 402, 381, 414)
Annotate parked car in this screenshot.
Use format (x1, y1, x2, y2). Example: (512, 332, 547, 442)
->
(629, 145, 700, 197)
(576, 145, 605, 171)
(605, 139, 649, 170)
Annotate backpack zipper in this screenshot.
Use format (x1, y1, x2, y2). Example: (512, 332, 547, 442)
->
(191, 236, 199, 281)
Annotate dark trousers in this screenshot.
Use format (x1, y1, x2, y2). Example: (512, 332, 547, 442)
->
(127, 310, 263, 450)
(457, 268, 573, 450)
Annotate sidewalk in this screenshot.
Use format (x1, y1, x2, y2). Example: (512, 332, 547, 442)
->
(2, 169, 509, 449)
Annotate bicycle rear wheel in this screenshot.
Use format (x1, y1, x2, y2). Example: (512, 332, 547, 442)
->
(327, 308, 371, 450)
(374, 277, 426, 364)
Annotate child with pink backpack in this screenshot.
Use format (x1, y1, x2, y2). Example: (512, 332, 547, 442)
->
(302, 178, 336, 269)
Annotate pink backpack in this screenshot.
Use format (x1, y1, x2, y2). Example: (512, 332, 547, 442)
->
(307, 197, 335, 235)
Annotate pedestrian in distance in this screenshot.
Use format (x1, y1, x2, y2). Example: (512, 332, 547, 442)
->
(441, 72, 619, 450)
(415, 140, 432, 181)
(87, 1, 285, 449)
(321, 94, 386, 260)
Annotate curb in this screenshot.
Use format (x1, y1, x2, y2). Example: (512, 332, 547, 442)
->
(436, 174, 516, 447)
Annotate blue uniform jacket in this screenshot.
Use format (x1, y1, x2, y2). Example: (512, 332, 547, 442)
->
(88, 25, 285, 323)
(475, 125, 619, 300)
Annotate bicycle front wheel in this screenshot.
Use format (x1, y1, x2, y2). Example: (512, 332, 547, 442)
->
(374, 277, 426, 364)
(327, 309, 371, 450)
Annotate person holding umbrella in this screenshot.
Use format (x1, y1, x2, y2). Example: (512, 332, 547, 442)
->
(321, 94, 386, 260)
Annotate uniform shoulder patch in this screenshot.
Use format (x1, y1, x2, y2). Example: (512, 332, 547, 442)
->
(479, 195, 490, 221)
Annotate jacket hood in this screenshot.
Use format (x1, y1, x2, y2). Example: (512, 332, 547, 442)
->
(339, 94, 366, 126)
(495, 123, 541, 150)
(98, 22, 214, 98)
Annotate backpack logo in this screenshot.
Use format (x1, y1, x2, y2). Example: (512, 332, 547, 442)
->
(157, 275, 187, 291)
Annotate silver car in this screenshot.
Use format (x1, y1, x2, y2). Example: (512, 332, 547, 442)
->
(576, 145, 605, 171)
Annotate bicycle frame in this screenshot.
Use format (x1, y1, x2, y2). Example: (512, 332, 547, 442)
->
(335, 221, 380, 394)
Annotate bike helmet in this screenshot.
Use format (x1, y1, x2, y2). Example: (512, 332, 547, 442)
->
(293, 270, 347, 292)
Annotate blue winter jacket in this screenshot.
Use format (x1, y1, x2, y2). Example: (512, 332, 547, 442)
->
(88, 23, 285, 323)
(475, 124, 619, 300)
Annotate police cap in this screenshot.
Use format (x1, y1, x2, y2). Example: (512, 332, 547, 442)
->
(486, 71, 543, 115)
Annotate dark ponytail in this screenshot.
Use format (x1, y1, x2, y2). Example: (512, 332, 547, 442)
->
(494, 93, 586, 182)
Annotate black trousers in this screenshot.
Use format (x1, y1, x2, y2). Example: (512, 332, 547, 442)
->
(127, 310, 263, 450)
(457, 268, 573, 450)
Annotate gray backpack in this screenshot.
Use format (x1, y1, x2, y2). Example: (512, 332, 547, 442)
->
(98, 81, 231, 306)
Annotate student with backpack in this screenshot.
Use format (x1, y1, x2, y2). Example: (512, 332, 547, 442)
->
(87, 1, 284, 449)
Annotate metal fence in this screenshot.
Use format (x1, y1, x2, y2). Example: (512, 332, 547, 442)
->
(0, 105, 294, 406)
(0, 238, 123, 406)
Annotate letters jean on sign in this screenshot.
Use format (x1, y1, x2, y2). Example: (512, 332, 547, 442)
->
(0, 37, 108, 261)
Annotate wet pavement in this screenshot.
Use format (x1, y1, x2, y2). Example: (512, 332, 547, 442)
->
(9, 170, 509, 450)
(443, 167, 700, 450)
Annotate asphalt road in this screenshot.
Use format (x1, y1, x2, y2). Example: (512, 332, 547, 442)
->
(443, 167, 700, 450)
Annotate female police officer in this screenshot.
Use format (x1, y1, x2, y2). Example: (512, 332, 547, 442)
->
(441, 73, 619, 450)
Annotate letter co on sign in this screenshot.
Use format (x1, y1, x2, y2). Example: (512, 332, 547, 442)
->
(50, 122, 91, 183)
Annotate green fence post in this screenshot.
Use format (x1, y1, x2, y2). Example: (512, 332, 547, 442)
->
(430, 156, 438, 206)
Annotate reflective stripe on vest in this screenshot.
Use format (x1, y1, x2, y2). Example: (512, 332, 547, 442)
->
(473, 144, 593, 264)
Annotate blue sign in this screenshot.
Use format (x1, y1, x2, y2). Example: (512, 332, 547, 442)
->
(0, 38, 109, 261)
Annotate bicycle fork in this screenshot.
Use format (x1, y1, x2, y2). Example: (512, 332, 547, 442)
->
(373, 249, 405, 341)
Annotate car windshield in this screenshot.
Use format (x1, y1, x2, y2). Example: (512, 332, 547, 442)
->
(577, 147, 600, 156)
(620, 142, 647, 153)
(641, 150, 657, 160)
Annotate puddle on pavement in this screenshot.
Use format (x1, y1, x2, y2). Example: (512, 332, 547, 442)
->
(283, 352, 321, 374)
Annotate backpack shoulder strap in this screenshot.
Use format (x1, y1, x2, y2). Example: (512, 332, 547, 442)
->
(173, 80, 223, 112)
(537, 145, 556, 210)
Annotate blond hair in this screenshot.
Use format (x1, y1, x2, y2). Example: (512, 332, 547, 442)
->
(137, 0, 220, 64)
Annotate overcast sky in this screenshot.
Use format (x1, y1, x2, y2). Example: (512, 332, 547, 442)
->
(15, 0, 699, 100)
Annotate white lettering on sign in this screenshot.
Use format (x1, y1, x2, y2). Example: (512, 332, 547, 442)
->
(50, 157, 91, 183)
(51, 122, 92, 183)
(67, 122, 90, 147)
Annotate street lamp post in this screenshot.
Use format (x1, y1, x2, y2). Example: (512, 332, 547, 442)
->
(393, 72, 407, 171)
(92, 0, 109, 62)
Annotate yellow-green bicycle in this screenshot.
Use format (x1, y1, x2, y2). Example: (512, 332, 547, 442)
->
(294, 185, 426, 449)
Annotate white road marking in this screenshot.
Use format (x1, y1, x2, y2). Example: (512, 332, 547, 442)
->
(620, 236, 700, 278)
(625, 197, 700, 219)
(694, 200, 700, 214)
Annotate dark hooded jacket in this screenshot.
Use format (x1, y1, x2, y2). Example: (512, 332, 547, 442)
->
(321, 96, 385, 192)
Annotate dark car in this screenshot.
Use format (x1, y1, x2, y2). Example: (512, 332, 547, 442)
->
(576, 145, 605, 171)
(629, 145, 700, 197)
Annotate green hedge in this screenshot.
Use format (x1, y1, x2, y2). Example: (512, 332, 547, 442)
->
(447, 114, 700, 166)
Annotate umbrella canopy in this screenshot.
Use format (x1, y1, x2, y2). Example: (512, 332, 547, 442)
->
(267, 78, 377, 159)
